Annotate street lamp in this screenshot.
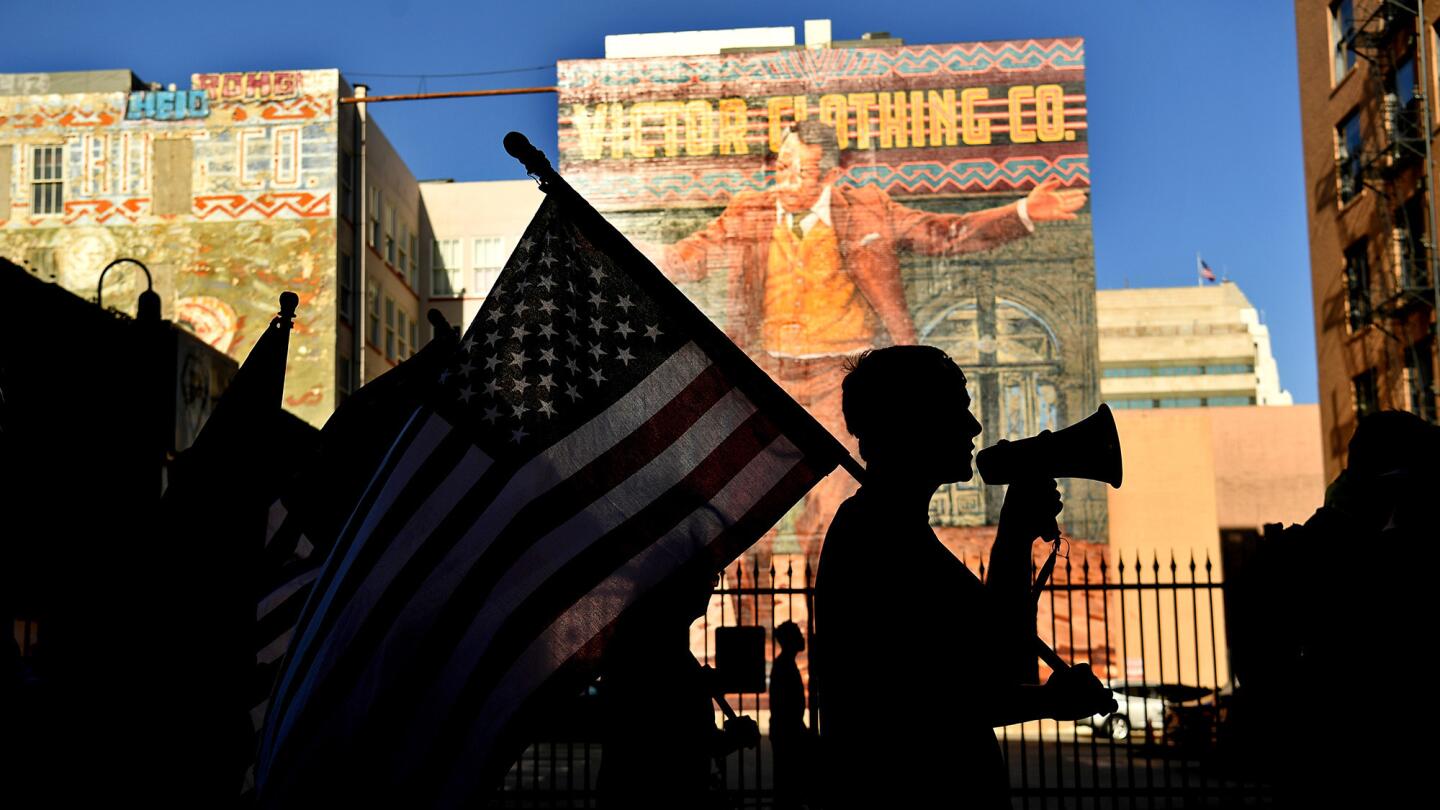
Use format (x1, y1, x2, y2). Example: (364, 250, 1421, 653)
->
(96, 257, 161, 321)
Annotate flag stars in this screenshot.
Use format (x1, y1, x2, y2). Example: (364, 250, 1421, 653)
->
(484, 379, 502, 396)
(483, 405, 502, 424)
(565, 383, 582, 402)
(615, 347, 636, 366)
(519, 236, 535, 252)
(438, 369, 452, 384)
(564, 306, 578, 322)
(538, 275, 555, 292)
(539, 347, 557, 366)
(589, 317, 606, 336)
(615, 294, 635, 313)
(538, 400, 557, 419)
(565, 332, 582, 349)
(511, 301, 529, 317)
(537, 323, 557, 340)
(457, 359, 475, 377)
(588, 291, 606, 308)
(485, 355, 503, 371)
(644, 324, 664, 342)
(588, 264, 607, 283)
(589, 367, 607, 386)
(614, 321, 635, 339)
(511, 402, 530, 419)
(461, 336, 477, 353)
(511, 377, 531, 395)
(538, 299, 558, 316)
(508, 352, 529, 370)
(510, 426, 528, 444)
(539, 251, 557, 268)
(484, 330, 502, 347)
(564, 357, 581, 375)
(510, 324, 530, 340)
(537, 373, 555, 391)
(457, 386, 475, 403)
(486, 308, 504, 323)
(588, 342, 607, 361)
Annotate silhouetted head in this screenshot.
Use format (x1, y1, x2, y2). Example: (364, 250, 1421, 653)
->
(776, 120, 842, 213)
(842, 345, 983, 482)
(775, 621, 805, 654)
(1347, 410, 1440, 479)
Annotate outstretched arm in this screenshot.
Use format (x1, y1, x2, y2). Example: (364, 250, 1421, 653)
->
(889, 178, 1087, 255)
(635, 198, 747, 283)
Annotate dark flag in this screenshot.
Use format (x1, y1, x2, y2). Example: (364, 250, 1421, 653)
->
(151, 292, 318, 801)
(255, 136, 851, 806)
(243, 310, 460, 794)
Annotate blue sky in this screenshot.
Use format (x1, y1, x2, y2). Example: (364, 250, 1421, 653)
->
(4, 1, 1317, 401)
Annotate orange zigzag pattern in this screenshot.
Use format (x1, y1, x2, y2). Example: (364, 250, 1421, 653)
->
(193, 192, 332, 220)
(62, 198, 148, 225)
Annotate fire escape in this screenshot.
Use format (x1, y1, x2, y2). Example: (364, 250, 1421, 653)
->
(1341, 0, 1439, 420)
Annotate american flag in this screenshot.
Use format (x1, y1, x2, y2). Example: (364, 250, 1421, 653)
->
(1199, 256, 1218, 283)
(255, 196, 848, 805)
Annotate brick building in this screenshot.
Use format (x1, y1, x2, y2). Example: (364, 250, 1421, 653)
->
(1294, 1, 1440, 478)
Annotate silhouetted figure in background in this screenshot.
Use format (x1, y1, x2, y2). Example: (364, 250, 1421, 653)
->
(815, 346, 1114, 808)
(1240, 410, 1438, 807)
(598, 569, 759, 809)
(769, 621, 812, 809)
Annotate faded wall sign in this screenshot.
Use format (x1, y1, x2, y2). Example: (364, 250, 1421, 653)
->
(558, 39, 1106, 550)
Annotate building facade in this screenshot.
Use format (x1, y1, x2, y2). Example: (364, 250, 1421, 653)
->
(1294, 0, 1440, 478)
(0, 69, 427, 427)
(420, 179, 545, 334)
(1096, 282, 1294, 410)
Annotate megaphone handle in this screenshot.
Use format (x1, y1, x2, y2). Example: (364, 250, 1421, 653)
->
(1037, 636, 1070, 672)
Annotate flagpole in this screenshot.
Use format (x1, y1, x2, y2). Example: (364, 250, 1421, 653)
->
(502, 131, 867, 486)
(1196, 252, 1202, 287)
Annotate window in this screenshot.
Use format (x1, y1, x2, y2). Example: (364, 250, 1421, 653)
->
(1344, 240, 1371, 332)
(338, 352, 353, 401)
(397, 309, 409, 358)
(409, 318, 419, 357)
(31, 145, 64, 215)
(1352, 367, 1380, 419)
(339, 150, 355, 222)
(384, 202, 396, 265)
(374, 187, 385, 247)
(1406, 337, 1436, 422)
(367, 283, 380, 346)
(384, 296, 396, 360)
(397, 222, 409, 280)
(1336, 109, 1362, 204)
(1330, 0, 1355, 83)
(1205, 396, 1255, 407)
(473, 236, 506, 295)
(1204, 363, 1255, 375)
(432, 239, 463, 295)
(339, 251, 355, 323)
(1158, 397, 1203, 408)
(409, 233, 419, 288)
(1395, 194, 1429, 290)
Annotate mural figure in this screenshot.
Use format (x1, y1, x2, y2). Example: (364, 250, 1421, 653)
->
(652, 120, 1087, 555)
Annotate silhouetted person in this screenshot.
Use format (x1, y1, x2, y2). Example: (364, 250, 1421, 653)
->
(769, 621, 811, 809)
(598, 569, 759, 809)
(1240, 410, 1438, 807)
(815, 346, 1114, 808)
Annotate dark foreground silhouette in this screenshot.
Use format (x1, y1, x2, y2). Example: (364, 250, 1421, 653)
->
(815, 345, 1114, 808)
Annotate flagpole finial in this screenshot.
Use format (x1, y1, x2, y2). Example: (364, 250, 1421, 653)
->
(277, 291, 298, 329)
(427, 308, 450, 331)
(504, 132, 556, 188)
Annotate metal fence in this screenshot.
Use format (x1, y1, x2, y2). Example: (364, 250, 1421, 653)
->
(492, 548, 1272, 808)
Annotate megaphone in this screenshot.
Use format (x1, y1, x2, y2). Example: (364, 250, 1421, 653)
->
(975, 403, 1123, 489)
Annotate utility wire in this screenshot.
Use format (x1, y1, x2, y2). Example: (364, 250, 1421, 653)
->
(346, 65, 553, 79)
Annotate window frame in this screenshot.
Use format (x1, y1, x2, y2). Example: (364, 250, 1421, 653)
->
(31, 144, 65, 216)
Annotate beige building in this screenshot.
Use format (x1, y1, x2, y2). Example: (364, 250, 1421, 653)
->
(1097, 282, 1293, 410)
(419, 179, 545, 335)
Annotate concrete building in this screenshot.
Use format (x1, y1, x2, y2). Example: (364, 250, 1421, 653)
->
(1293, 1, 1439, 479)
(1096, 282, 1293, 410)
(0, 69, 428, 426)
(419, 179, 544, 334)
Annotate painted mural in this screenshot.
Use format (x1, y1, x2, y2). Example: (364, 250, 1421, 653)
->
(0, 69, 339, 427)
(558, 39, 1105, 553)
